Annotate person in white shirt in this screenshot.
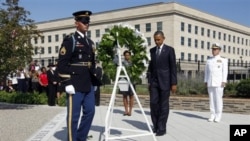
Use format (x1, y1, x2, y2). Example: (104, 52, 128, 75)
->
(204, 43, 228, 123)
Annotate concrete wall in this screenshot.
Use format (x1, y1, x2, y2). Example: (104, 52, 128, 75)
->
(100, 94, 250, 115)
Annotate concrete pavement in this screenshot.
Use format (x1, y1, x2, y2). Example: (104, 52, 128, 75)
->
(7, 104, 247, 141)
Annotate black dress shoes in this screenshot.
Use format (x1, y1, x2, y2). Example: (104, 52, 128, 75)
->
(155, 131, 166, 136)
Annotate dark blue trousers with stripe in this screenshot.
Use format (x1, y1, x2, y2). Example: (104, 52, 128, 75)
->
(66, 87, 95, 141)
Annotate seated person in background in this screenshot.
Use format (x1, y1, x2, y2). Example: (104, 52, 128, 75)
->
(5, 80, 15, 93)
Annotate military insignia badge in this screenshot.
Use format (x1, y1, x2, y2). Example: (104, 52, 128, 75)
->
(217, 60, 222, 63)
(60, 47, 66, 55)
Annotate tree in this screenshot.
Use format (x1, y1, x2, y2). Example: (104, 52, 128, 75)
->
(0, 0, 41, 80)
(97, 23, 148, 84)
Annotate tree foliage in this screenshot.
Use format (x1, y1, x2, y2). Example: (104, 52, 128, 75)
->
(97, 24, 148, 84)
(0, 0, 41, 80)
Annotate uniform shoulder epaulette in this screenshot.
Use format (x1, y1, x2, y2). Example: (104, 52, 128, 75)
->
(63, 33, 74, 41)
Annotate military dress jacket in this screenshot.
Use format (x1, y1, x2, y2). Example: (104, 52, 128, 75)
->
(57, 31, 96, 93)
(204, 55, 228, 87)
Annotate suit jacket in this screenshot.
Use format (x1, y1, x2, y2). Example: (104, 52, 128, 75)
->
(204, 55, 228, 87)
(148, 44, 177, 91)
(47, 70, 57, 85)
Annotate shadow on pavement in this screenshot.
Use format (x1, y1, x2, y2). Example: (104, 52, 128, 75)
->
(0, 102, 35, 110)
(173, 111, 207, 120)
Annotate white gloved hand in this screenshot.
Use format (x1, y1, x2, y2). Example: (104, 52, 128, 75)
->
(65, 85, 75, 94)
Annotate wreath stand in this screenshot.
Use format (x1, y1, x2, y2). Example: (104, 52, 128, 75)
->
(104, 33, 157, 141)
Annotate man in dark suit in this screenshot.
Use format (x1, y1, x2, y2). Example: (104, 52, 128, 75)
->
(47, 63, 57, 106)
(57, 10, 98, 141)
(147, 31, 177, 136)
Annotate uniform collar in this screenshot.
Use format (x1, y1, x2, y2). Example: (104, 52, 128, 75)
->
(213, 55, 220, 59)
(76, 30, 86, 38)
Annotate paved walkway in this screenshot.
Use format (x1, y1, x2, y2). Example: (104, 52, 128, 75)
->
(1, 103, 250, 141)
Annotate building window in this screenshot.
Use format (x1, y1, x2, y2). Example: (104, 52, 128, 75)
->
(181, 22, 185, 31)
(96, 42, 99, 48)
(237, 37, 240, 44)
(96, 29, 100, 38)
(218, 32, 221, 40)
(181, 52, 185, 60)
(41, 47, 44, 54)
(135, 24, 140, 31)
(201, 28, 204, 36)
(188, 38, 191, 47)
(146, 23, 151, 32)
(55, 46, 59, 53)
(188, 53, 191, 61)
(157, 22, 162, 31)
(245, 49, 248, 56)
(188, 24, 191, 33)
(181, 36, 184, 46)
(207, 42, 210, 50)
(246, 39, 248, 46)
(223, 45, 226, 53)
(207, 29, 210, 37)
(233, 47, 235, 54)
(87, 31, 91, 38)
(195, 54, 198, 62)
(241, 49, 244, 55)
(242, 38, 244, 45)
(228, 34, 231, 42)
(48, 35, 52, 43)
(213, 30, 216, 39)
(233, 36, 235, 43)
(41, 36, 44, 43)
(223, 33, 226, 41)
(55, 34, 59, 42)
(195, 26, 198, 34)
(63, 33, 67, 38)
(201, 40, 204, 49)
(34, 37, 38, 44)
(237, 48, 239, 55)
(105, 28, 109, 33)
(34, 48, 38, 54)
(201, 55, 204, 62)
(146, 37, 151, 46)
(48, 47, 51, 54)
(228, 46, 231, 54)
(195, 39, 198, 48)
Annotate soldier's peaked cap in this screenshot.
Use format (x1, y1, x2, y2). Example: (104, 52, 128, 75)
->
(73, 10, 92, 22)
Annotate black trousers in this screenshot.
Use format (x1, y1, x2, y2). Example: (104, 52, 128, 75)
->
(150, 80, 170, 133)
(48, 84, 57, 106)
(95, 86, 100, 106)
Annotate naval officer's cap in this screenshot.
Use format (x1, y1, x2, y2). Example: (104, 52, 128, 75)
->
(212, 43, 221, 49)
(72, 10, 92, 24)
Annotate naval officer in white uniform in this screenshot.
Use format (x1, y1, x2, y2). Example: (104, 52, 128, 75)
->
(204, 43, 228, 123)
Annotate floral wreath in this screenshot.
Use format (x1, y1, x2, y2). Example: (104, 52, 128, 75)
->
(97, 23, 148, 84)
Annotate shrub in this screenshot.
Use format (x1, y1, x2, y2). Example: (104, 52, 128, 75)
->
(0, 91, 47, 104)
(235, 79, 250, 97)
(176, 73, 207, 95)
(57, 93, 67, 106)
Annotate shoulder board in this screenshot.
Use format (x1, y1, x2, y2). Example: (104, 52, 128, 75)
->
(63, 33, 74, 41)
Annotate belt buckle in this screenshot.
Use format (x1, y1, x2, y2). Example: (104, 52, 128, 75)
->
(87, 62, 91, 68)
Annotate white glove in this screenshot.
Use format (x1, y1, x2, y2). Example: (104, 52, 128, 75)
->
(65, 85, 75, 94)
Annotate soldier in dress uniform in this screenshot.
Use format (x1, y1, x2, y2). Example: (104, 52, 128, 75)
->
(57, 10, 100, 141)
(204, 43, 228, 123)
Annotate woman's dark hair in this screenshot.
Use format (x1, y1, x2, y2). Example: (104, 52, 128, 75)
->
(123, 50, 131, 56)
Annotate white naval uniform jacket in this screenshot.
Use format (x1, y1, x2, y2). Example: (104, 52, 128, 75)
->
(204, 55, 228, 87)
